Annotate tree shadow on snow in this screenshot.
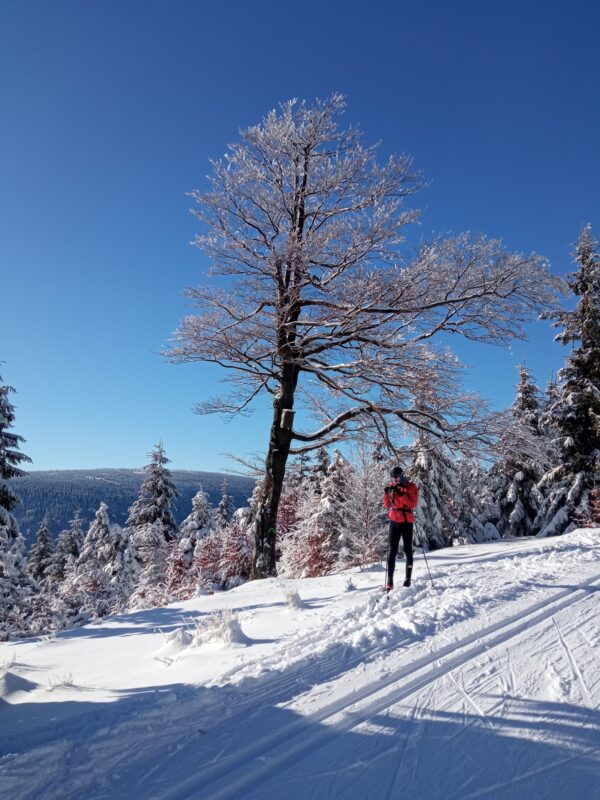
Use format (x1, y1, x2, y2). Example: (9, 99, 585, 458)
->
(3, 675, 599, 800)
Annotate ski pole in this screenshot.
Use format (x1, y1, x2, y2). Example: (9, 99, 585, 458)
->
(415, 523, 435, 587)
(420, 540, 435, 587)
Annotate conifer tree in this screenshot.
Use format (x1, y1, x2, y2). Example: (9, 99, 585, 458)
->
(126, 442, 179, 541)
(454, 460, 500, 544)
(218, 509, 252, 588)
(215, 479, 234, 530)
(129, 521, 168, 610)
(0, 375, 33, 640)
(77, 502, 139, 617)
(537, 226, 600, 535)
(411, 439, 458, 550)
(28, 515, 54, 582)
(49, 511, 85, 584)
(491, 366, 546, 537)
(166, 487, 213, 600)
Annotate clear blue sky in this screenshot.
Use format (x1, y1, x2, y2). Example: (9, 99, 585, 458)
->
(1, 0, 599, 471)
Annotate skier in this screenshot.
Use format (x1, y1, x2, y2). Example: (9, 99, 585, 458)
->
(383, 466, 419, 591)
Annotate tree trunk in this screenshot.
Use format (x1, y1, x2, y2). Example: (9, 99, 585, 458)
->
(252, 369, 296, 579)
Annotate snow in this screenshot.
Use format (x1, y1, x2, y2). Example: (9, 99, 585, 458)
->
(1, 530, 600, 799)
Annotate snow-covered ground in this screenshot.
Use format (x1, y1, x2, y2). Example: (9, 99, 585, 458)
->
(2, 530, 600, 800)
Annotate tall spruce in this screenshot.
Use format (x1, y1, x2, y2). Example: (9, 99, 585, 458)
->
(491, 366, 546, 537)
(28, 515, 54, 582)
(50, 511, 85, 584)
(411, 440, 459, 550)
(537, 226, 600, 535)
(77, 502, 139, 616)
(216, 479, 234, 530)
(126, 442, 179, 541)
(0, 375, 33, 640)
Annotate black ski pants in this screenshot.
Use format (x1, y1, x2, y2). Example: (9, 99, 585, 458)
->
(387, 520, 413, 584)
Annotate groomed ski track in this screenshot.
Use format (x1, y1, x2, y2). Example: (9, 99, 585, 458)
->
(156, 575, 600, 800)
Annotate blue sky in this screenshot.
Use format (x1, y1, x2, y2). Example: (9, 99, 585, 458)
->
(1, 0, 599, 471)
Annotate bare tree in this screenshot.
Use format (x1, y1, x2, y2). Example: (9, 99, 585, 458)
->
(168, 95, 562, 578)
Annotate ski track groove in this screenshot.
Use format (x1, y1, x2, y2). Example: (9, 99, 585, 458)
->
(551, 616, 593, 708)
(155, 573, 600, 800)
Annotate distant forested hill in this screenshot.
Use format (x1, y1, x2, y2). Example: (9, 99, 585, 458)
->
(10, 469, 256, 545)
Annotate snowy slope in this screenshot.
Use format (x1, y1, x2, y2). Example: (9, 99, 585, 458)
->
(1, 530, 599, 800)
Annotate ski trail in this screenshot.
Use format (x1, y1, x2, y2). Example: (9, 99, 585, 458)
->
(158, 575, 600, 800)
(462, 742, 600, 798)
(552, 616, 593, 708)
(447, 670, 495, 732)
(382, 679, 437, 799)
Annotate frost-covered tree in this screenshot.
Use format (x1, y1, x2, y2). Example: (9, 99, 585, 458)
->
(166, 487, 213, 600)
(491, 366, 546, 537)
(215, 478, 234, 530)
(126, 442, 179, 542)
(277, 455, 310, 544)
(536, 226, 600, 536)
(28, 516, 54, 582)
(454, 460, 500, 544)
(168, 95, 561, 578)
(0, 375, 33, 640)
(411, 440, 458, 550)
(77, 502, 139, 617)
(129, 521, 168, 610)
(219, 508, 252, 588)
(194, 530, 224, 589)
(341, 444, 388, 567)
(49, 511, 85, 584)
(280, 481, 339, 578)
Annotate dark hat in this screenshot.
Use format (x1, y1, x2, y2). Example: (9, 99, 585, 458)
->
(390, 466, 404, 479)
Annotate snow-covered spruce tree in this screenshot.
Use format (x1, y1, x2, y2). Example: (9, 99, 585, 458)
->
(215, 478, 234, 531)
(277, 455, 311, 545)
(218, 508, 253, 588)
(126, 442, 179, 542)
(454, 460, 500, 544)
(536, 226, 600, 536)
(279, 473, 341, 578)
(168, 95, 561, 578)
(327, 450, 354, 568)
(28, 516, 54, 582)
(49, 511, 85, 584)
(0, 375, 34, 640)
(76, 502, 139, 617)
(166, 487, 213, 600)
(128, 521, 168, 610)
(490, 366, 546, 537)
(410, 440, 459, 550)
(340, 443, 388, 567)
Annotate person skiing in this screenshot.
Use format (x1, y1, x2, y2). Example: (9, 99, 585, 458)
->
(383, 466, 419, 591)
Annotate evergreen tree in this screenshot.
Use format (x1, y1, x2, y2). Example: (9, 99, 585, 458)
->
(411, 440, 458, 550)
(537, 226, 600, 535)
(77, 502, 139, 617)
(218, 509, 252, 588)
(491, 366, 546, 537)
(215, 479, 234, 530)
(279, 483, 339, 578)
(166, 487, 213, 600)
(49, 511, 85, 584)
(129, 521, 168, 610)
(454, 460, 500, 544)
(0, 375, 33, 640)
(126, 442, 179, 541)
(28, 516, 54, 582)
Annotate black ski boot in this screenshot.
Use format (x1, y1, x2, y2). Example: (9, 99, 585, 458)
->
(403, 565, 412, 587)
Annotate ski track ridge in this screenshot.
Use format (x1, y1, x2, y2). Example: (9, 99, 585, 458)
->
(154, 573, 600, 800)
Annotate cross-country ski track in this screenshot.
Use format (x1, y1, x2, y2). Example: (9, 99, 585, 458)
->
(1, 530, 599, 800)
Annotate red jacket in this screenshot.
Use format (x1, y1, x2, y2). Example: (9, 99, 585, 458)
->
(384, 481, 419, 524)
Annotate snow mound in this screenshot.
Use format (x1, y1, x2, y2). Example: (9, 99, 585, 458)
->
(193, 610, 252, 647)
